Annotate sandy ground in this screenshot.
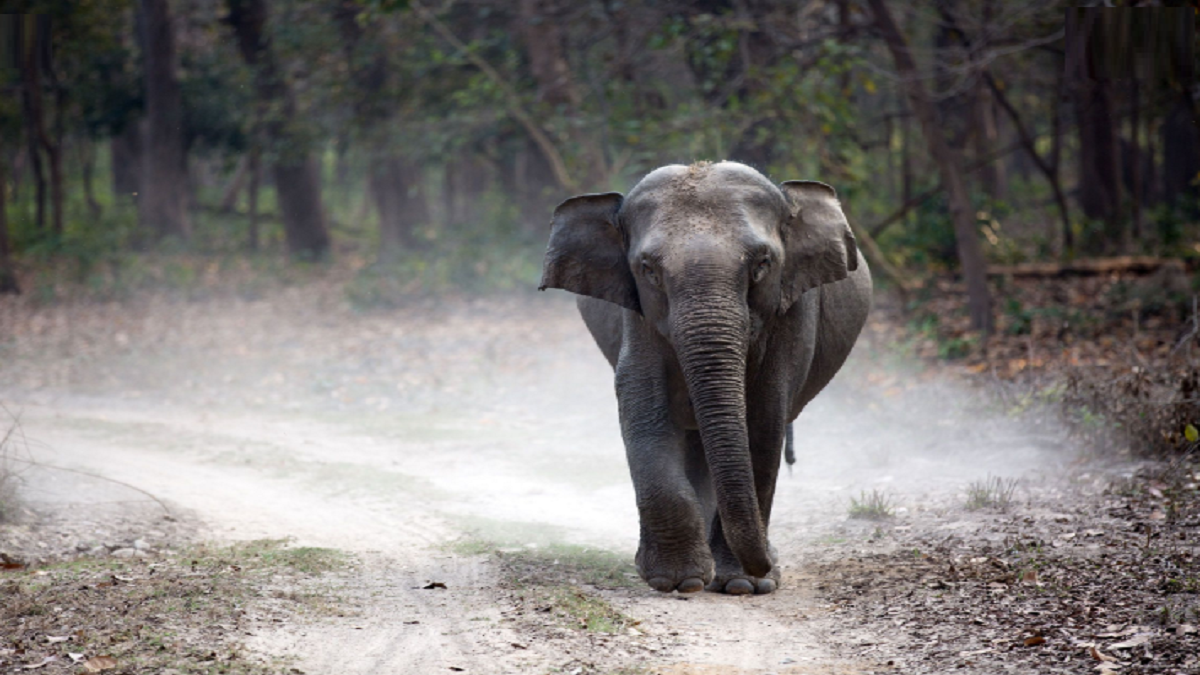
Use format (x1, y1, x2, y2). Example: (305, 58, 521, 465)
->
(0, 287, 1094, 674)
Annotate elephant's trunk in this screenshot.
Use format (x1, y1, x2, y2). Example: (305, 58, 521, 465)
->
(672, 295, 772, 578)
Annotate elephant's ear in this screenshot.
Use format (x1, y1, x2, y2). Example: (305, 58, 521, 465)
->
(777, 180, 858, 313)
(539, 192, 640, 314)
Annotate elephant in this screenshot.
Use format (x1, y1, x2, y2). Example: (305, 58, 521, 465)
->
(538, 161, 871, 595)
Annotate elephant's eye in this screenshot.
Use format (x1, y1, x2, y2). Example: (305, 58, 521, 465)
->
(752, 257, 771, 284)
(641, 261, 660, 287)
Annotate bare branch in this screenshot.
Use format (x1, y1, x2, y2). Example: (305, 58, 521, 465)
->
(410, 1, 578, 193)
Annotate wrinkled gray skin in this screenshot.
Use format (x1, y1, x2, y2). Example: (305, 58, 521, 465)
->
(539, 161, 871, 595)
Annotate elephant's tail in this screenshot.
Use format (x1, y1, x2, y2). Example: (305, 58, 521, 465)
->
(784, 423, 795, 476)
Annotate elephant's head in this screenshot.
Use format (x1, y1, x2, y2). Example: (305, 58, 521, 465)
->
(539, 161, 857, 576)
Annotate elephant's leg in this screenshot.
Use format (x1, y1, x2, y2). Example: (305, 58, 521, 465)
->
(617, 343, 713, 594)
(706, 400, 788, 595)
(627, 430, 713, 593)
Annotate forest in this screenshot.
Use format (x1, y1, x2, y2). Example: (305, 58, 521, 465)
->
(0, 2, 1193, 316)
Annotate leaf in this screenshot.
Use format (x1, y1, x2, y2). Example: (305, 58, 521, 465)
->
(1185, 424, 1198, 443)
(1090, 646, 1120, 663)
(1109, 633, 1153, 650)
(81, 655, 118, 672)
(1024, 636, 1046, 647)
(422, 581, 447, 590)
(67, 653, 85, 664)
(45, 636, 70, 644)
(22, 656, 56, 670)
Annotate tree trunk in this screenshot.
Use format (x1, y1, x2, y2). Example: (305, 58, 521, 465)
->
(973, 81, 1005, 200)
(370, 156, 429, 261)
(1051, 80, 1071, 256)
(1074, 77, 1121, 248)
(140, 0, 190, 241)
(516, 0, 606, 186)
(219, 155, 250, 212)
(517, 0, 578, 109)
(1130, 81, 1142, 242)
(1162, 90, 1200, 210)
(247, 147, 261, 251)
(111, 121, 143, 201)
(19, 15, 48, 234)
(0, 155, 20, 295)
(272, 159, 330, 260)
(47, 60, 65, 238)
(444, 155, 491, 226)
(80, 139, 102, 221)
(869, 0, 993, 334)
(334, 0, 428, 260)
(227, 0, 331, 260)
(1066, 10, 1123, 252)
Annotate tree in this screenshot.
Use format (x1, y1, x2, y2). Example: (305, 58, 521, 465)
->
(139, 0, 191, 241)
(226, 0, 331, 260)
(0, 147, 18, 294)
(869, 0, 992, 334)
(334, 0, 427, 260)
(18, 14, 59, 237)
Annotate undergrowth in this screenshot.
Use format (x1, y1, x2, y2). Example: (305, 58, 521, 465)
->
(965, 474, 1020, 511)
(0, 539, 346, 673)
(848, 489, 895, 521)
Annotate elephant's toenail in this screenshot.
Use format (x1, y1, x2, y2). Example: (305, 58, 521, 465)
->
(725, 579, 754, 595)
(648, 577, 675, 593)
(677, 577, 704, 593)
(755, 578, 777, 594)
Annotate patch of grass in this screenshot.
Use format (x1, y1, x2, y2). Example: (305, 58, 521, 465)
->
(213, 538, 347, 575)
(452, 531, 640, 635)
(848, 489, 895, 521)
(544, 586, 633, 633)
(515, 543, 639, 590)
(450, 532, 639, 590)
(965, 475, 1020, 511)
(0, 539, 348, 674)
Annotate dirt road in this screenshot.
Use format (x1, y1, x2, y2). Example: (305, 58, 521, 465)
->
(1, 287, 1091, 674)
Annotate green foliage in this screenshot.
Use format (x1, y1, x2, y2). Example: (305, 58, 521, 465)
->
(905, 311, 976, 360)
(881, 192, 958, 270)
(1003, 297, 1034, 335)
(345, 188, 541, 308)
(181, 50, 253, 153)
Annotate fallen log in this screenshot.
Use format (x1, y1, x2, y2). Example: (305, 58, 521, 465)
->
(988, 256, 1186, 278)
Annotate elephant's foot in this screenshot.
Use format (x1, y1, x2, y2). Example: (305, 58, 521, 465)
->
(706, 542, 780, 595)
(635, 540, 713, 594)
(705, 569, 779, 595)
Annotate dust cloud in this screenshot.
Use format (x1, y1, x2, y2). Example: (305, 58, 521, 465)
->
(2, 286, 1074, 558)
